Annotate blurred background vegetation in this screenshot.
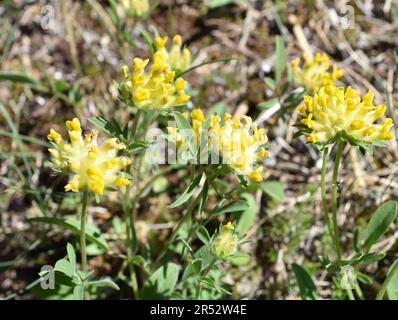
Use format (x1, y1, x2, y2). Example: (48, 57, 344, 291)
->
(0, 0, 397, 299)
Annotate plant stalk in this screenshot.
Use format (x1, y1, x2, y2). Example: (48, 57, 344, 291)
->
(331, 140, 344, 260)
(123, 109, 143, 299)
(320, 147, 335, 246)
(80, 189, 89, 300)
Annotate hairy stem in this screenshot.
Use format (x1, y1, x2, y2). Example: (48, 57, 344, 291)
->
(320, 147, 335, 248)
(80, 189, 89, 300)
(331, 140, 344, 260)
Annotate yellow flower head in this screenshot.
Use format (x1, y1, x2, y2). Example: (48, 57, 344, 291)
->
(120, 54, 190, 110)
(47, 118, 131, 195)
(297, 85, 394, 144)
(167, 109, 269, 182)
(120, 0, 149, 18)
(153, 35, 191, 72)
(212, 222, 239, 258)
(213, 113, 268, 182)
(291, 52, 343, 93)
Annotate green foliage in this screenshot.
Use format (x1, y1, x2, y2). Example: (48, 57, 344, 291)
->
(168, 173, 203, 208)
(386, 261, 398, 300)
(28, 217, 108, 251)
(292, 263, 318, 300)
(142, 263, 179, 299)
(210, 199, 249, 217)
(235, 194, 256, 235)
(361, 201, 397, 251)
(274, 36, 286, 83)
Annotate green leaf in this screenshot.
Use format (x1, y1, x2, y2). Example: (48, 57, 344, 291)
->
(387, 260, 398, 300)
(89, 278, 120, 291)
(191, 259, 202, 275)
(138, 26, 155, 53)
(257, 98, 279, 110)
(173, 111, 191, 130)
(362, 201, 398, 251)
(196, 226, 211, 245)
(208, 0, 236, 9)
(319, 255, 340, 273)
(89, 116, 126, 142)
(54, 259, 74, 278)
(264, 77, 276, 90)
(371, 140, 388, 147)
(194, 245, 214, 267)
(132, 255, 146, 267)
(198, 179, 209, 216)
(54, 79, 69, 93)
(86, 243, 106, 256)
(0, 71, 40, 85)
(292, 263, 317, 300)
(235, 194, 256, 235)
(28, 217, 108, 251)
(261, 181, 285, 202)
(357, 272, 373, 285)
(211, 199, 249, 217)
(325, 263, 341, 273)
(73, 285, 84, 300)
(127, 139, 149, 151)
(357, 252, 386, 265)
(142, 263, 179, 299)
(167, 173, 203, 208)
(66, 243, 76, 272)
(274, 36, 286, 82)
(230, 254, 250, 266)
(107, 0, 119, 26)
(175, 57, 235, 78)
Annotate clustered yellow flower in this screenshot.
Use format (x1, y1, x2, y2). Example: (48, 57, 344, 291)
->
(167, 109, 269, 182)
(47, 118, 131, 195)
(120, 0, 149, 18)
(297, 85, 394, 144)
(121, 54, 190, 110)
(154, 35, 191, 72)
(291, 52, 343, 93)
(212, 222, 239, 258)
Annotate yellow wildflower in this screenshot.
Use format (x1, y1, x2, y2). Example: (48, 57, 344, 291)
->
(212, 222, 239, 258)
(153, 35, 191, 72)
(167, 109, 269, 182)
(297, 85, 394, 144)
(212, 113, 268, 182)
(120, 0, 149, 18)
(121, 54, 190, 110)
(47, 118, 131, 195)
(291, 52, 343, 93)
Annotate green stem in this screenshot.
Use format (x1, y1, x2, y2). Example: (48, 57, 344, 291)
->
(320, 147, 334, 245)
(331, 141, 344, 260)
(355, 280, 364, 300)
(4, 277, 43, 300)
(346, 288, 355, 300)
(131, 109, 142, 141)
(376, 260, 398, 300)
(123, 182, 139, 299)
(80, 189, 89, 300)
(196, 282, 202, 300)
(123, 109, 143, 299)
(196, 257, 217, 300)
